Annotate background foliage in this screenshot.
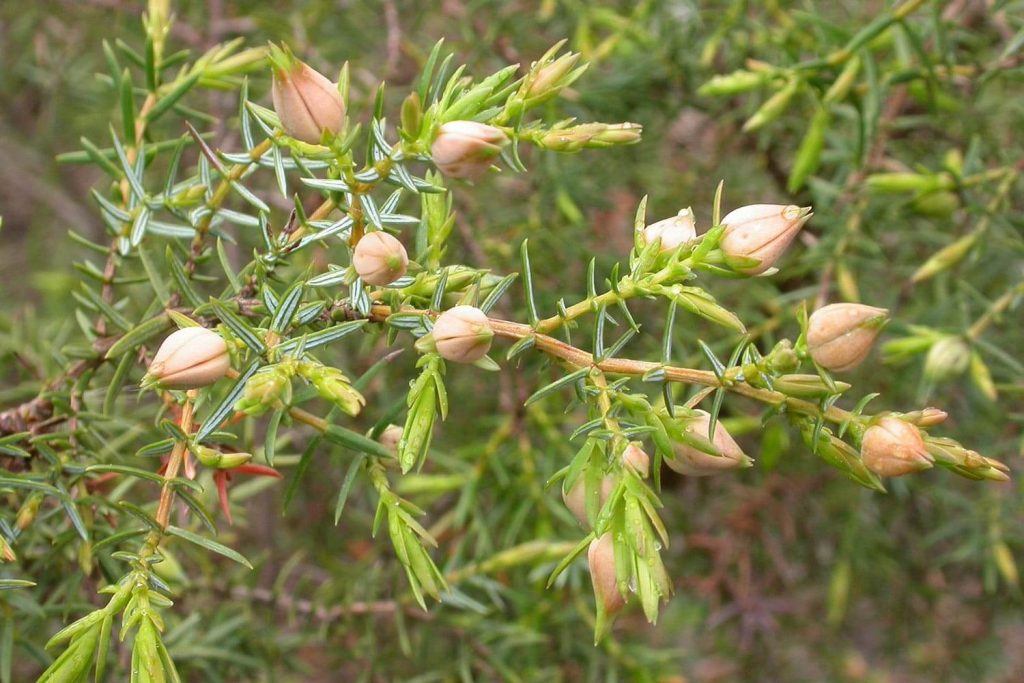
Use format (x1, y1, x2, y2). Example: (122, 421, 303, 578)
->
(1, 0, 1022, 680)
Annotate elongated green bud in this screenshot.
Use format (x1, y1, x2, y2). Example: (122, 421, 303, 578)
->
(787, 105, 829, 192)
(742, 78, 799, 132)
(698, 69, 768, 97)
(537, 122, 642, 152)
(911, 232, 979, 283)
(192, 445, 252, 469)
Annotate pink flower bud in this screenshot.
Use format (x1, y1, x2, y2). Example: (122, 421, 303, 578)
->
(431, 305, 494, 363)
(351, 231, 409, 286)
(807, 303, 889, 372)
(621, 443, 650, 477)
(915, 407, 949, 427)
(379, 425, 403, 454)
(271, 50, 345, 144)
(562, 476, 615, 526)
(860, 416, 934, 477)
(526, 51, 581, 100)
(642, 209, 697, 253)
(720, 204, 812, 275)
(145, 327, 230, 390)
(665, 411, 752, 476)
(430, 121, 507, 180)
(588, 533, 626, 615)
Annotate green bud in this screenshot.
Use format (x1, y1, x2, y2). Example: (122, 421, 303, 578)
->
(910, 190, 959, 217)
(787, 105, 829, 192)
(773, 374, 852, 398)
(923, 336, 971, 382)
(767, 340, 800, 373)
(191, 445, 252, 469)
(742, 77, 799, 133)
(823, 56, 860, 103)
(400, 92, 422, 139)
(911, 232, 978, 283)
(697, 69, 768, 97)
(795, 417, 884, 491)
(16, 492, 43, 530)
(236, 364, 293, 416)
(299, 363, 366, 416)
(969, 352, 997, 401)
(537, 122, 642, 152)
(524, 49, 583, 104)
(866, 172, 954, 194)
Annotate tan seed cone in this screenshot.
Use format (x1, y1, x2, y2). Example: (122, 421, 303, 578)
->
(807, 303, 889, 372)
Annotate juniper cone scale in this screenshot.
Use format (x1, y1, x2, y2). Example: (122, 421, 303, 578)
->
(352, 231, 409, 286)
(145, 327, 230, 390)
(430, 121, 508, 179)
(665, 411, 752, 476)
(861, 416, 935, 477)
(807, 303, 889, 372)
(720, 204, 812, 274)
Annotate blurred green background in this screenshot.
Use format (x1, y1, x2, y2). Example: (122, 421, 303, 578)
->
(2, 0, 1022, 680)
